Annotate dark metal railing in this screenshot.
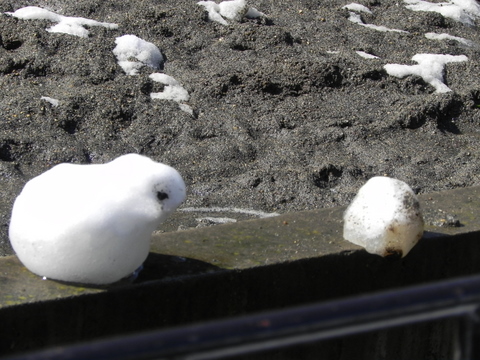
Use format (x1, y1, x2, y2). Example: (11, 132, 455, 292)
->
(4, 273, 480, 360)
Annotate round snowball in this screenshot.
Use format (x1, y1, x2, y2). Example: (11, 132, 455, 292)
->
(343, 176, 424, 258)
(9, 154, 186, 285)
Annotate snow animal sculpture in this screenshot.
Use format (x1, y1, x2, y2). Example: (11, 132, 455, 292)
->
(9, 154, 186, 285)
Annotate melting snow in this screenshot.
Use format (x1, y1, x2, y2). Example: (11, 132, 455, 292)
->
(40, 96, 60, 107)
(347, 12, 408, 33)
(384, 53, 468, 93)
(343, 177, 424, 258)
(149, 73, 192, 115)
(196, 217, 238, 224)
(356, 51, 380, 59)
(5, 6, 118, 38)
(113, 35, 163, 76)
(198, 0, 264, 25)
(404, 0, 480, 25)
(425, 32, 474, 46)
(342, 3, 373, 14)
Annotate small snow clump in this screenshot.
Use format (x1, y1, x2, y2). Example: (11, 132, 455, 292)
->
(425, 32, 474, 46)
(41, 96, 60, 107)
(245, 7, 266, 18)
(347, 12, 408, 33)
(149, 73, 192, 115)
(356, 51, 379, 59)
(384, 53, 468, 93)
(342, 3, 373, 14)
(404, 0, 480, 25)
(196, 217, 238, 224)
(218, 0, 248, 21)
(343, 177, 424, 258)
(5, 6, 118, 38)
(113, 35, 164, 76)
(179, 206, 280, 218)
(198, 0, 264, 25)
(9, 154, 186, 285)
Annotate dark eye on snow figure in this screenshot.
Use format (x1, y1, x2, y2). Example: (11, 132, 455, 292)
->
(157, 191, 169, 201)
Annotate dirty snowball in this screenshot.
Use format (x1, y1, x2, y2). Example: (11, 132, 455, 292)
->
(9, 154, 186, 285)
(343, 176, 424, 258)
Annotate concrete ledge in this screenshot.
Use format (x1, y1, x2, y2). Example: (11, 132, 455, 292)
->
(0, 186, 479, 357)
(150, 185, 480, 269)
(1, 186, 479, 307)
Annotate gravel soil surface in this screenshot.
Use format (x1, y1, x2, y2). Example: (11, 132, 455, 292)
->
(1, 0, 479, 255)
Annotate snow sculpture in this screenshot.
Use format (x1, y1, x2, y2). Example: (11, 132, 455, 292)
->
(9, 154, 186, 285)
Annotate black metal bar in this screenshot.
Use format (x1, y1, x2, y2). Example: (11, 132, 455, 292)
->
(4, 273, 480, 360)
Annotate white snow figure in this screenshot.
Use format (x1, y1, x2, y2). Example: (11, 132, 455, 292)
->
(9, 154, 186, 285)
(343, 177, 424, 258)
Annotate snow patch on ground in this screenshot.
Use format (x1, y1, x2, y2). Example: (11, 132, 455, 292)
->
(198, 0, 265, 25)
(196, 217, 238, 224)
(342, 3, 373, 14)
(347, 12, 408, 33)
(149, 73, 192, 115)
(40, 96, 60, 107)
(384, 53, 468, 93)
(356, 51, 380, 59)
(404, 0, 480, 25)
(113, 35, 163, 75)
(425, 32, 474, 46)
(5, 6, 118, 37)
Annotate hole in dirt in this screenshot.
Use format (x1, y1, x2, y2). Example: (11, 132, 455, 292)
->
(312, 165, 343, 188)
(262, 82, 283, 95)
(3, 40, 23, 51)
(0, 141, 15, 162)
(58, 120, 79, 134)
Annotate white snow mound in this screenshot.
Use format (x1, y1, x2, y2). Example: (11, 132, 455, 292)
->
(5, 6, 118, 38)
(343, 177, 424, 258)
(198, 0, 264, 25)
(113, 35, 164, 76)
(9, 154, 186, 285)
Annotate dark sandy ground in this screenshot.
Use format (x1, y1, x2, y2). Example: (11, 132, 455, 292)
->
(1, 0, 479, 255)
